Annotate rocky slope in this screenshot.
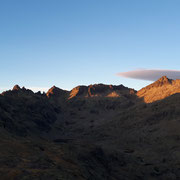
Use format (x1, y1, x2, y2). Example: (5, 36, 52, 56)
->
(69, 84, 136, 99)
(0, 77, 180, 179)
(137, 76, 180, 103)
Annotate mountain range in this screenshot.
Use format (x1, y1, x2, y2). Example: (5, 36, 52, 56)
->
(0, 76, 180, 180)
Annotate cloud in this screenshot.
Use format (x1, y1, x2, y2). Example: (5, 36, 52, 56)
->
(117, 69, 180, 81)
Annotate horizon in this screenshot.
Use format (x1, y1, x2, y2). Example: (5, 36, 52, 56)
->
(1, 0, 180, 91)
(0, 74, 178, 93)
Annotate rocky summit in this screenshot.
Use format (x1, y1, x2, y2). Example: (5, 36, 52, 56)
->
(0, 77, 180, 179)
(137, 76, 180, 103)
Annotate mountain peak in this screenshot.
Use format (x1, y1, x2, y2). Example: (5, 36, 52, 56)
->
(148, 76, 172, 88)
(137, 76, 180, 103)
(158, 75, 169, 81)
(12, 85, 21, 91)
(139, 76, 172, 91)
(46, 86, 66, 98)
(156, 76, 172, 85)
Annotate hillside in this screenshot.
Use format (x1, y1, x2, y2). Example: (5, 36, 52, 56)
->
(137, 76, 180, 103)
(0, 77, 180, 179)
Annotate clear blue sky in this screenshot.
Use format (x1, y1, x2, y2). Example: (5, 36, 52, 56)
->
(0, 0, 180, 91)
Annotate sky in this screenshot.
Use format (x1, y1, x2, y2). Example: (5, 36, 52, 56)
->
(0, 0, 180, 92)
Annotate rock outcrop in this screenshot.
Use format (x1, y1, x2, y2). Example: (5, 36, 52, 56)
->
(46, 86, 67, 98)
(69, 84, 136, 99)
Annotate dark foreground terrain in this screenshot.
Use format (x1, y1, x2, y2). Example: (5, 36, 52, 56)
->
(1, 76, 180, 180)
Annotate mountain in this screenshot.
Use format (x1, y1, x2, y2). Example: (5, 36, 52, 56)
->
(0, 77, 180, 179)
(46, 86, 68, 98)
(69, 84, 136, 99)
(137, 76, 180, 103)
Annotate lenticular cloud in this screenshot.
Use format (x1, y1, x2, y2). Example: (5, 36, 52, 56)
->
(117, 69, 180, 81)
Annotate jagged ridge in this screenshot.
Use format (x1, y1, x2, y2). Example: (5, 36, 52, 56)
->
(69, 84, 136, 99)
(1, 77, 180, 179)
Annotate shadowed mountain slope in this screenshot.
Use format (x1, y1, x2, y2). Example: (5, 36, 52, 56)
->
(46, 86, 68, 98)
(1, 77, 180, 179)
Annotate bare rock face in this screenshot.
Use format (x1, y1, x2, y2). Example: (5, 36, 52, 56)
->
(156, 76, 172, 86)
(69, 86, 88, 99)
(69, 84, 136, 99)
(12, 85, 21, 91)
(137, 76, 180, 103)
(46, 86, 67, 98)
